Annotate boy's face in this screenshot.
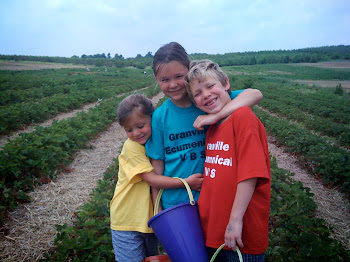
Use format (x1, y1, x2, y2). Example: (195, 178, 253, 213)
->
(123, 110, 152, 145)
(190, 76, 231, 114)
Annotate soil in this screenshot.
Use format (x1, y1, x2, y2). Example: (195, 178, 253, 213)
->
(293, 60, 350, 91)
(0, 61, 85, 70)
(294, 80, 350, 90)
(296, 61, 350, 69)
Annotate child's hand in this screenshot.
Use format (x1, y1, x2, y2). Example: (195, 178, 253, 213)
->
(224, 219, 244, 251)
(193, 114, 219, 130)
(185, 173, 203, 191)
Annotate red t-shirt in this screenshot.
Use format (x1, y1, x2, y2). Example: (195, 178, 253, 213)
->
(198, 106, 271, 254)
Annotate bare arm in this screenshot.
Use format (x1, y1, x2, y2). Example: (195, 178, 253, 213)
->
(224, 178, 257, 250)
(149, 159, 164, 212)
(146, 159, 203, 212)
(140, 170, 203, 190)
(193, 88, 263, 130)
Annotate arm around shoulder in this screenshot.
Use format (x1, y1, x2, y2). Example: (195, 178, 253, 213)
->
(193, 88, 263, 130)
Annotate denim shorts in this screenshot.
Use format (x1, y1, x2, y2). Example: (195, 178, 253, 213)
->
(207, 247, 265, 262)
(111, 230, 158, 262)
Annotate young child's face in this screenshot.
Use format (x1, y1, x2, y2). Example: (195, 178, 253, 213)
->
(123, 110, 152, 145)
(190, 76, 231, 115)
(155, 61, 192, 107)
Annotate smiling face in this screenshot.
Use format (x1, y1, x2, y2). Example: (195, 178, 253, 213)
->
(123, 109, 152, 145)
(190, 76, 231, 116)
(155, 61, 192, 108)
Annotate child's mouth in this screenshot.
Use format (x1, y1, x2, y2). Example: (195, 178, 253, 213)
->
(205, 98, 217, 107)
(135, 134, 145, 141)
(169, 87, 183, 94)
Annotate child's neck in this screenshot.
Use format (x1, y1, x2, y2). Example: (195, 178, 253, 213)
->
(170, 97, 193, 108)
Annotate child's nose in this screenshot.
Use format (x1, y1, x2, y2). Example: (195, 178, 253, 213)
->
(169, 79, 177, 88)
(203, 89, 210, 98)
(133, 130, 140, 137)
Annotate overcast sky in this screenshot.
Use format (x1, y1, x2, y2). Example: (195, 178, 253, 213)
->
(1, 0, 349, 58)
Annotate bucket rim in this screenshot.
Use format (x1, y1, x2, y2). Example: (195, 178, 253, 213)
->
(145, 254, 170, 261)
(148, 202, 198, 226)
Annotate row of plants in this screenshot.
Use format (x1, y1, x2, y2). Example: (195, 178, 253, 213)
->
(1, 87, 115, 135)
(0, 68, 153, 103)
(0, 67, 152, 93)
(42, 156, 350, 261)
(225, 63, 350, 82)
(0, 86, 159, 227)
(252, 106, 350, 196)
(249, 80, 350, 148)
(229, 77, 350, 125)
(260, 97, 350, 148)
(0, 68, 155, 135)
(226, 63, 350, 144)
(257, 81, 350, 125)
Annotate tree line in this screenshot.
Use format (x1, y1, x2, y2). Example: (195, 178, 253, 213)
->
(1, 45, 349, 70)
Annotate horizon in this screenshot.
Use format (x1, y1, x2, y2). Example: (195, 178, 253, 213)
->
(1, 44, 349, 60)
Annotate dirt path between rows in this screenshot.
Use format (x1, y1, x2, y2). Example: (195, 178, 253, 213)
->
(0, 92, 164, 261)
(0, 92, 349, 261)
(268, 137, 350, 249)
(0, 102, 99, 148)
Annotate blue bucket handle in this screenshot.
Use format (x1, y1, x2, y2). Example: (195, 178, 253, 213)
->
(210, 244, 243, 262)
(154, 177, 195, 216)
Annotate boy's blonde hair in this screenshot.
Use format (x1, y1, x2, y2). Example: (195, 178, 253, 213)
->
(184, 59, 231, 101)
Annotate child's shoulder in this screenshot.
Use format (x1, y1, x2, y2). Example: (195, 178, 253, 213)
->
(153, 98, 170, 112)
(232, 106, 253, 117)
(122, 139, 145, 153)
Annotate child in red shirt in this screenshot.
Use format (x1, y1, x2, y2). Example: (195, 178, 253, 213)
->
(185, 60, 271, 262)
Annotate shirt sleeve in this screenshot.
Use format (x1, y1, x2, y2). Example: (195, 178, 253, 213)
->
(230, 89, 243, 99)
(232, 107, 270, 183)
(120, 141, 154, 184)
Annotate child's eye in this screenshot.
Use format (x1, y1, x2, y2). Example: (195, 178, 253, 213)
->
(194, 92, 201, 97)
(176, 75, 184, 79)
(161, 78, 169, 83)
(138, 124, 144, 129)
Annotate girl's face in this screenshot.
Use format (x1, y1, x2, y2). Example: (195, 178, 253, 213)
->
(123, 110, 152, 145)
(155, 61, 192, 108)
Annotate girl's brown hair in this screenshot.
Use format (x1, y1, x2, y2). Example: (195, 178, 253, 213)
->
(117, 94, 154, 126)
(152, 42, 191, 77)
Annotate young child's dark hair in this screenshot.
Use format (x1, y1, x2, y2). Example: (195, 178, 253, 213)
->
(117, 94, 154, 126)
(152, 42, 191, 77)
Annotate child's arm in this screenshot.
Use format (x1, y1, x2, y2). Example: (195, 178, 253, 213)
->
(224, 178, 257, 250)
(146, 159, 203, 213)
(140, 169, 203, 190)
(193, 88, 263, 130)
(149, 159, 164, 213)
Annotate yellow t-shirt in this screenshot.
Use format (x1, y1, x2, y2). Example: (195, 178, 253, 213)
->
(110, 139, 154, 233)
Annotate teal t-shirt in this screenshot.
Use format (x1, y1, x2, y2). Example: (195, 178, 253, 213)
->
(146, 90, 242, 209)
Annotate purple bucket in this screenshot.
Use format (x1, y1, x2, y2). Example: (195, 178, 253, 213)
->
(148, 178, 208, 262)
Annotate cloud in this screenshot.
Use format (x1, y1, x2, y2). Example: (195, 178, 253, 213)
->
(0, 0, 349, 58)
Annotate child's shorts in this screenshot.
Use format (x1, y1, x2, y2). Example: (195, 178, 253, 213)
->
(111, 230, 158, 262)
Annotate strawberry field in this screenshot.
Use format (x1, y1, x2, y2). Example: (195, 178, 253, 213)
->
(0, 61, 350, 261)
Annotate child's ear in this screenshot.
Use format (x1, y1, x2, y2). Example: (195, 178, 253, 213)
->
(224, 76, 230, 91)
